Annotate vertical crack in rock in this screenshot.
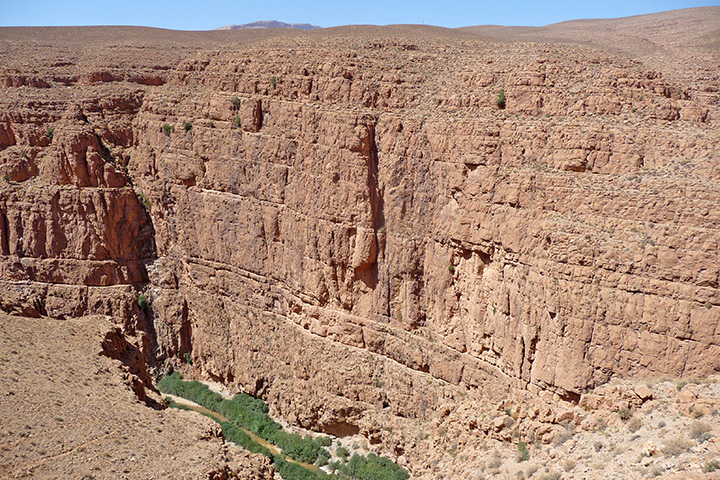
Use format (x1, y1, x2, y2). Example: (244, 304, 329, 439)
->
(252, 99, 263, 132)
(0, 210, 9, 256)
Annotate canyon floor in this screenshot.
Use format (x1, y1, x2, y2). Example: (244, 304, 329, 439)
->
(1, 6, 720, 480)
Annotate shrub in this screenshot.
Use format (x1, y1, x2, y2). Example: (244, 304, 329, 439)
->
(618, 407, 632, 421)
(184, 352, 192, 365)
(539, 472, 561, 480)
(273, 456, 318, 480)
(270, 77, 277, 89)
(595, 417, 607, 432)
(563, 458, 575, 472)
(231, 96, 241, 109)
(138, 192, 149, 209)
(487, 456, 502, 469)
(516, 441, 530, 462)
(46, 127, 54, 141)
(495, 89, 506, 109)
(663, 436, 694, 456)
(704, 460, 720, 473)
(552, 424, 574, 446)
(448, 265, 455, 274)
(689, 421, 712, 442)
(315, 448, 330, 467)
(628, 417, 642, 433)
(341, 453, 409, 480)
(234, 115, 242, 128)
(137, 293, 148, 311)
(209, 121, 215, 128)
(183, 121, 193, 133)
(336, 446, 349, 460)
(162, 123, 173, 136)
(220, 421, 273, 458)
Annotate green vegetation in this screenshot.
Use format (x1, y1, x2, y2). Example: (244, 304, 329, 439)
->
(162, 123, 173, 136)
(334, 454, 409, 480)
(495, 89, 506, 109)
(184, 352, 192, 365)
(209, 121, 216, 128)
(231, 96, 241, 109)
(158, 373, 408, 480)
(516, 441, 530, 462)
(336, 446, 349, 461)
(167, 398, 274, 457)
(270, 77, 277, 89)
(448, 265, 455, 274)
(234, 115, 242, 128)
(183, 121, 193, 133)
(138, 192, 149, 209)
(137, 293, 148, 311)
(46, 127, 54, 141)
(704, 460, 720, 473)
(315, 449, 331, 467)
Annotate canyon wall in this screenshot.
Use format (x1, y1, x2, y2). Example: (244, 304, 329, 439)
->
(1, 16, 719, 467)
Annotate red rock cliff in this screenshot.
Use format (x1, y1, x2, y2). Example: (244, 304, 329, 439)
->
(1, 11, 719, 464)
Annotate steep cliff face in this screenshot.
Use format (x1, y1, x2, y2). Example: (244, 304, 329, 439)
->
(1, 12, 720, 474)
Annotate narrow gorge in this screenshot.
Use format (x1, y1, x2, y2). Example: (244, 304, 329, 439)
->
(1, 8, 719, 478)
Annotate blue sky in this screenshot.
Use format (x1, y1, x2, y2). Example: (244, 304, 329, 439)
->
(2, 0, 718, 29)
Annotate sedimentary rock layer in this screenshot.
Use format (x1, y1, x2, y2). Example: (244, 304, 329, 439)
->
(1, 9, 719, 465)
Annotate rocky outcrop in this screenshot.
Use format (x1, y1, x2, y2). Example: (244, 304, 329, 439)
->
(1, 11, 719, 476)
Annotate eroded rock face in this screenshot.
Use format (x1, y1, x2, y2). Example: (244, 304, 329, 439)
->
(1, 12, 720, 475)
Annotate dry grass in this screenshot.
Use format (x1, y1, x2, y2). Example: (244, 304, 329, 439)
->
(663, 437, 695, 456)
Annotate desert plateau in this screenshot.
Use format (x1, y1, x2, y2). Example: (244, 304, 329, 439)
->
(1, 6, 720, 479)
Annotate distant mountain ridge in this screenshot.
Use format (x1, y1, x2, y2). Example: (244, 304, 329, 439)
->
(215, 20, 320, 31)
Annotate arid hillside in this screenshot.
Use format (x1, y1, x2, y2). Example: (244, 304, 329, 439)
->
(1, 7, 719, 479)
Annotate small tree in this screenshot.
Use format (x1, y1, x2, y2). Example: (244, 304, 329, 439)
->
(46, 127, 54, 141)
(183, 121, 193, 133)
(231, 96, 241, 109)
(162, 123, 173, 136)
(270, 76, 277, 89)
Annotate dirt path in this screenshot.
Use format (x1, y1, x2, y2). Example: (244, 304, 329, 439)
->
(163, 393, 327, 474)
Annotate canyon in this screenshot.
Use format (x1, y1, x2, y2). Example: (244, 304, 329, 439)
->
(1, 7, 719, 479)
